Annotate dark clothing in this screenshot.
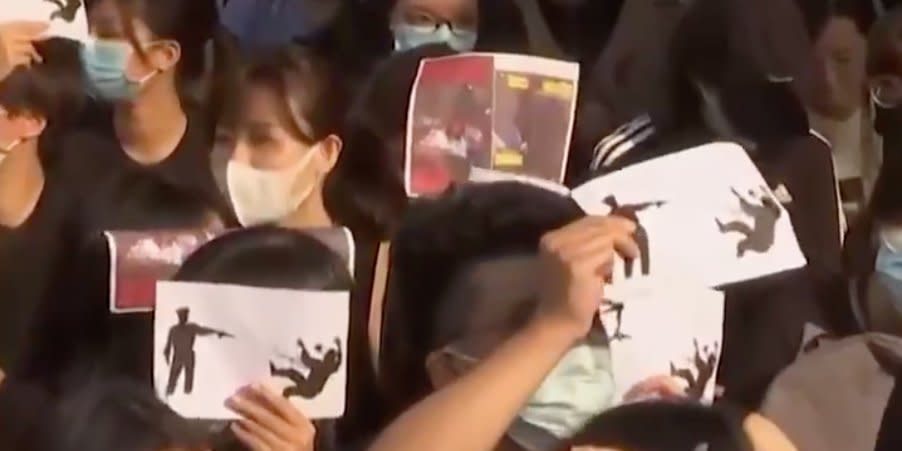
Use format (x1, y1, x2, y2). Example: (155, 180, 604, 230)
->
(0, 380, 54, 451)
(57, 103, 228, 223)
(0, 171, 75, 369)
(11, 102, 228, 393)
(534, 0, 623, 69)
(588, 0, 690, 127)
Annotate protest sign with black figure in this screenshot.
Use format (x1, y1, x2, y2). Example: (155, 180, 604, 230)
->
(600, 281, 725, 405)
(571, 142, 806, 288)
(154, 282, 350, 420)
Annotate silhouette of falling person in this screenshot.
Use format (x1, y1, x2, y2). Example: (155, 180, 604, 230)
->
(602, 195, 665, 278)
(164, 307, 233, 396)
(716, 187, 782, 257)
(669, 340, 719, 400)
(601, 300, 630, 341)
(43, 0, 82, 22)
(270, 337, 343, 399)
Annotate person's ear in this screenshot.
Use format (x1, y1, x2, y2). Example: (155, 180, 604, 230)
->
(424, 350, 459, 389)
(151, 40, 182, 72)
(315, 134, 342, 174)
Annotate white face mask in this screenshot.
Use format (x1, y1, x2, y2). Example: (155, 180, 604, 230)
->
(509, 344, 614, 450)
(226, 145, 321, 226)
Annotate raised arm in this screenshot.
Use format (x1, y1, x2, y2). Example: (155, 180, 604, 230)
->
(367, 216, 638, 451)
(192, 324, 228, 337)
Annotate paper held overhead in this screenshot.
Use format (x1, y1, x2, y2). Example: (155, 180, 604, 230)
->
(0, 0, 90, 43)
(571, 142, 806, 288)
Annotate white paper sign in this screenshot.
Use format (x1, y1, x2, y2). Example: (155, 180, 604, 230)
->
(0, 0, 89, 42)
(153, 281, 349, 420)
(571, 142, 806, 288)
(601, 282, 725, 404)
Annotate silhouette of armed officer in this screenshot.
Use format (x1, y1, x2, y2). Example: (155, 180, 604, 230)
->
(163, 307, 233, 396)
(602, 195, 665, 278)
(43, 0, 82, 22)
(716, 187, 782, 257)
(270, 337, 343, 399)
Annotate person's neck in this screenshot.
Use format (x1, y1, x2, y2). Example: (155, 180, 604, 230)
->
(0, 139, 44, 228)
(279, 190, 333, 230)
(113, 87, 188, 165)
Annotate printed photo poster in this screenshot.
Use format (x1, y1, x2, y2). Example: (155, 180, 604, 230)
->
(405, 53, 578, 197)
(600, 282, 725, 405)
(153, 281, 349, 420)
(0, 0, 89, 42)
(106, 227, 355, 313)
(570, 142, 806, 288)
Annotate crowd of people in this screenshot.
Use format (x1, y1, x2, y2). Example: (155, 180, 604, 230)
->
(0, 0, 900, 449)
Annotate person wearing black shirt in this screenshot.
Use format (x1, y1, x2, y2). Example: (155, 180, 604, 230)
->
(0, 37, 86, 369)
(57, 0, 236, 224)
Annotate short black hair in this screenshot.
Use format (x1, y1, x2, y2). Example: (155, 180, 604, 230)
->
(174, 225, 353, 291)
(380, 181, 583, 413)
(0, 38, 85, 124)
(564, 401, 754, 451)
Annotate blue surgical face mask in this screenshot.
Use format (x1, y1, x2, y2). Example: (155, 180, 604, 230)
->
(509, 344, 614, 450)
(393, 23, 477, 52)
(80, 39, 158, 101)
(445, 341, 614, 451)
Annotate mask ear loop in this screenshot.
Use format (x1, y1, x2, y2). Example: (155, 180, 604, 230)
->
(0, 139, 21, 154)
(872, 86, 899, 109)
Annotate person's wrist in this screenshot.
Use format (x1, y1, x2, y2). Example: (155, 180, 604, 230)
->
(525, 314, 584, 351)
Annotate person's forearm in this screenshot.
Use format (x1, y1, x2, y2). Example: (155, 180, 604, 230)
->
(368, 320, 576, 451)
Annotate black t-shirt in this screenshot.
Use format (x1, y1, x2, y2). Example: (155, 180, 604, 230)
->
(0, 170, 76, 370)
(10, 102, 229, 388)
(57, 102, 227, 221)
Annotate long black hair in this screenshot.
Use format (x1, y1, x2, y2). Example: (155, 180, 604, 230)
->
(655, 0, 811, 144)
